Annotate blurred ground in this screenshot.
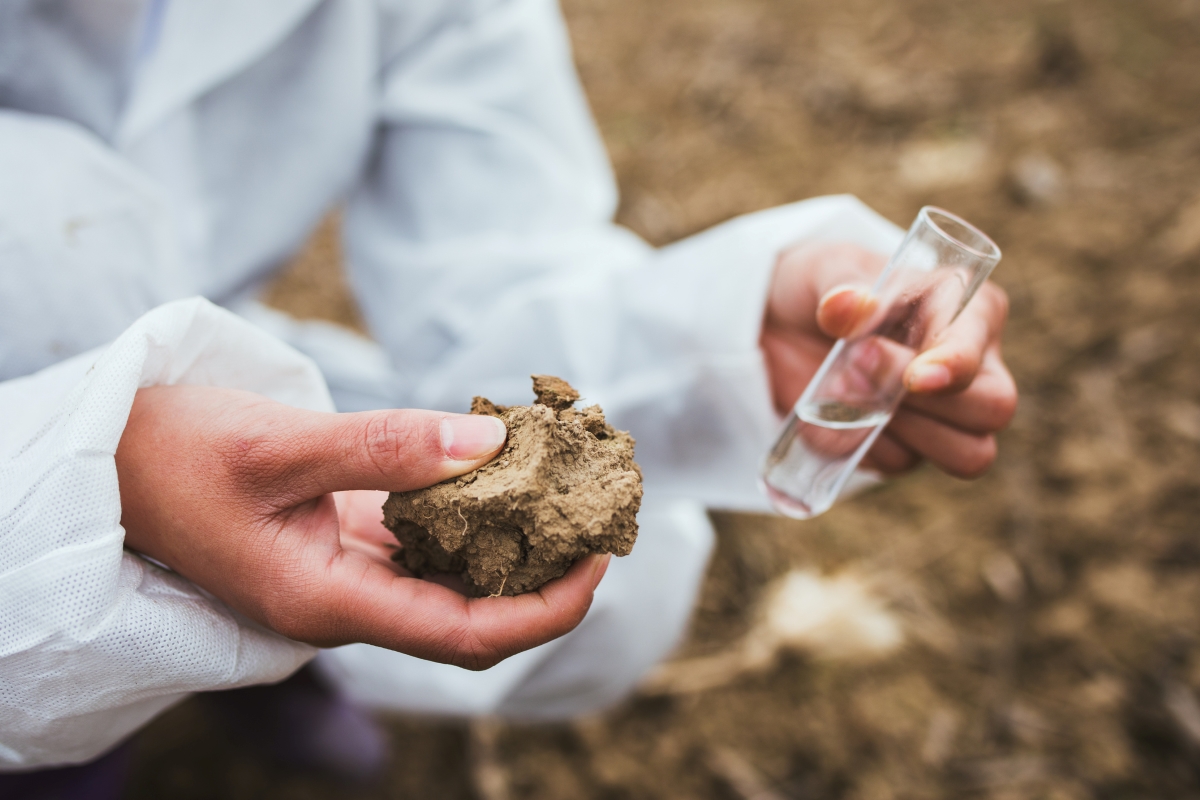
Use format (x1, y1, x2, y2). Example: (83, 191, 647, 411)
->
(128, 0, 1200, 797)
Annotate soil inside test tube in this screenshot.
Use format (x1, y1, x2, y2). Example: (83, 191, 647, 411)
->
(804, 400, 889, 427)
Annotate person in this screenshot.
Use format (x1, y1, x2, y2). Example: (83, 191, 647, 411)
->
(0, 0, 1016, 790)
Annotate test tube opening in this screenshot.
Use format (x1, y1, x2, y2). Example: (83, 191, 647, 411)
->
(920, 207, 1001, 262)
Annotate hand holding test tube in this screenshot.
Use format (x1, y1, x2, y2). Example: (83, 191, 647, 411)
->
(761, 207, 1002, 519)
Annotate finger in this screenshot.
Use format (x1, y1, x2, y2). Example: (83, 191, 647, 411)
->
(816, 286, 880, 340)
(298, 552, 611, 668)
(862, 430, 922, 474)
(760, 326, 832, 413)
(885, 407, 998, 479)
(904, 282, 1008, 394)
(769, 242, 886, 333)
(898, 347, 1017, 434)
(283, 409, 507, 501)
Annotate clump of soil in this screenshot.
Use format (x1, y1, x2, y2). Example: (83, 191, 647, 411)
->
(383, 376, 642, 596)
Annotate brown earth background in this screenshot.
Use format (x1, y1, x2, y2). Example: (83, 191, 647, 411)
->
(127, 0, 1200, 797)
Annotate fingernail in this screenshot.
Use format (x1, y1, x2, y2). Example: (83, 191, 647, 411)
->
(441, 415, 507, 461)
(819, 285, 866, 314)
(591, 553, 612, 587)
(824, 284, 864, 301)
(907, 362, 952, 392)
(819, 285, 873, 337)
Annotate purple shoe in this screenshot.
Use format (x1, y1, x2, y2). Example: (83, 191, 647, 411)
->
(199, 664, 389, 783)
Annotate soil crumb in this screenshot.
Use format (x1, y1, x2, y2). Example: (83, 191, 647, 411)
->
(383, 376, 642, 596)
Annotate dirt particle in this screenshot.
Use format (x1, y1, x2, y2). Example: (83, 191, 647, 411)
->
(531, 374, 581, 411)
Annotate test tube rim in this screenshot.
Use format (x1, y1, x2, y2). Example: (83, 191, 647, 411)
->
(919, 206, 1002, 262)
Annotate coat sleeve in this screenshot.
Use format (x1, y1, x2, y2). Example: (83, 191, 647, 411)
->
(344, 0, 906, 511)
(0, 110, 198, 383)
(0, 298, 328, 770)
(0, 109, 334, 770)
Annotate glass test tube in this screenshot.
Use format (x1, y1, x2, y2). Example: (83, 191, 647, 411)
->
(760, 206, 1002, 519)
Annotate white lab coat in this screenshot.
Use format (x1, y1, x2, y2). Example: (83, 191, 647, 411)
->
(0, 0, 904, 769)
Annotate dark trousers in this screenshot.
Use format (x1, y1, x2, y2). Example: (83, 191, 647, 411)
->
(0, 741, 131, 800)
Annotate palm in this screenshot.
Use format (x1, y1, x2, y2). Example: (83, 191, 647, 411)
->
(334, 490, 405, 572)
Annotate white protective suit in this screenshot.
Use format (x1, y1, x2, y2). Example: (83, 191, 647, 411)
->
(0, 0, 905, 769)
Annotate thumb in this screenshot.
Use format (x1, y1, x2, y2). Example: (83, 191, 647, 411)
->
(281, 409, 507, 501)
(816, 284, 878, 340)
(315, 553, 612, 666)
(769, 242, 884, 337)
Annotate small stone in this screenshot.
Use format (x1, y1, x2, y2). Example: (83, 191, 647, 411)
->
(531, 374, 580, 411)
(1009, 152, 1065, 206)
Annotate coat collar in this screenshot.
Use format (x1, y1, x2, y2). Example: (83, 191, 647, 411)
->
(116, 0, 324, 147)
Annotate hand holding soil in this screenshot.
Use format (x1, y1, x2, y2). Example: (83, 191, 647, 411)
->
(115, 385, 607, 668)
(385, 376, 642, 596)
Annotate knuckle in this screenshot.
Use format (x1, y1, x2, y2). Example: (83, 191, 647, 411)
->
(989, 388, 1019, 430)
(214, 428, 293, 490)
(360, 413, 427, 478)
(880, 449, 919, 475)
(986, 282, 1010, 325)
(780, 241, 877, 279)
(775, 244, 809, 271)
(954, 435, 997, 479)
(819, 242, 866, 262)
(947, 349, 981, 381)
(970, 367, 1019, 432)
(825, 243, 884, 279)
(443, 625, 506, 671)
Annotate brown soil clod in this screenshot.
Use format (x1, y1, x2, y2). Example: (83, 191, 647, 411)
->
(383, 376, 642, 596)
